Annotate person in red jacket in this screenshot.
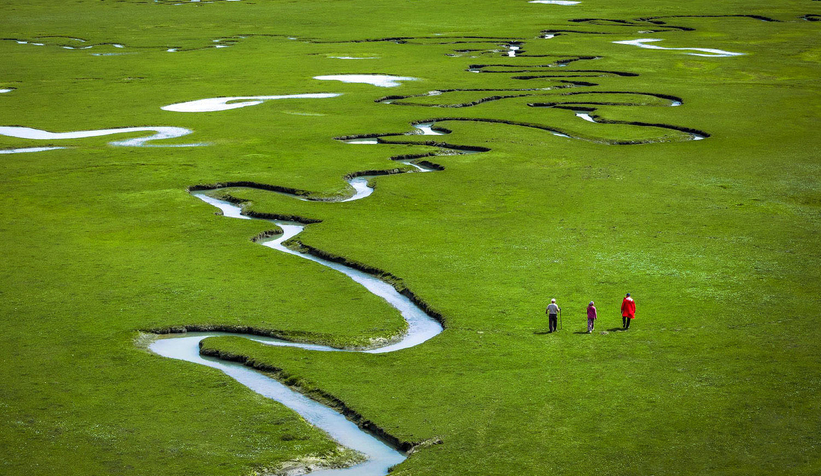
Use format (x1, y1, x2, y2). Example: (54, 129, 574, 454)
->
(621, 293, 636, 329)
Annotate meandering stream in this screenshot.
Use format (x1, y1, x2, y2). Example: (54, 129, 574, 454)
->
(149, 188, 443, 475)
(613, 38, 744, 57)
(0, 125, 204, 148)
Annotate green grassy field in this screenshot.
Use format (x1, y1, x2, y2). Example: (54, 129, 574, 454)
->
(1, 0, 820, 474)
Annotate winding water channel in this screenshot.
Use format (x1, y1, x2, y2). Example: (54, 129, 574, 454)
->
(612, 38, 744, 57)
(161, 93, 342, 112)
(149, 189, 443, 475)
(0, 125, 204, 148)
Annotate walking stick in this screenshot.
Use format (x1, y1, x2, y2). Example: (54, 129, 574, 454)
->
(559, 309, 563, 331)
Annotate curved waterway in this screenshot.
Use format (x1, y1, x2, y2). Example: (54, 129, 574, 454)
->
(529, 0, 580, 4)
(0, 125, 204, 150)
(150, 191, 443, 475)
(161, 93, 342, 112)
(613, 39, 744, 57)
(313, 75, 418, 88)
(0, 146, 65, 154)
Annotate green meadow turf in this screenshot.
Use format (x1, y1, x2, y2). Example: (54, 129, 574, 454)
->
(1, 0, 820, 475)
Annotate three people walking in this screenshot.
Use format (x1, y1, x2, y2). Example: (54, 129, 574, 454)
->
(545, 294, 635, 333)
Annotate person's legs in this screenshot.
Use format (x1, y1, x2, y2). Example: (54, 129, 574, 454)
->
(549, 314, 557, 332)
(587, 318, 594, 333)
(623, 316, 627, 328)
(625, 317, 631, 329)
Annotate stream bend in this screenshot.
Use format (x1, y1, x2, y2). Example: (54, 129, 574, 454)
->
(0, 125, 204, 150)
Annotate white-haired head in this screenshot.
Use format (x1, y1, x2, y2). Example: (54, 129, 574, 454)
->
(589, 301, 594, 306)
(551, 298, 556, 303)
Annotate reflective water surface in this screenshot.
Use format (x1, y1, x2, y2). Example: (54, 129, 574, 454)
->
(613, 38, 744, 57)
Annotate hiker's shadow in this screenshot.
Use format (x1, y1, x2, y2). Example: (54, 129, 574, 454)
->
(533, 330, 553, 335)
(607, 327, 626, 332)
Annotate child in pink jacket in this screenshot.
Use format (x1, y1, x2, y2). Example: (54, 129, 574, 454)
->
(587, 301, 597, 333)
